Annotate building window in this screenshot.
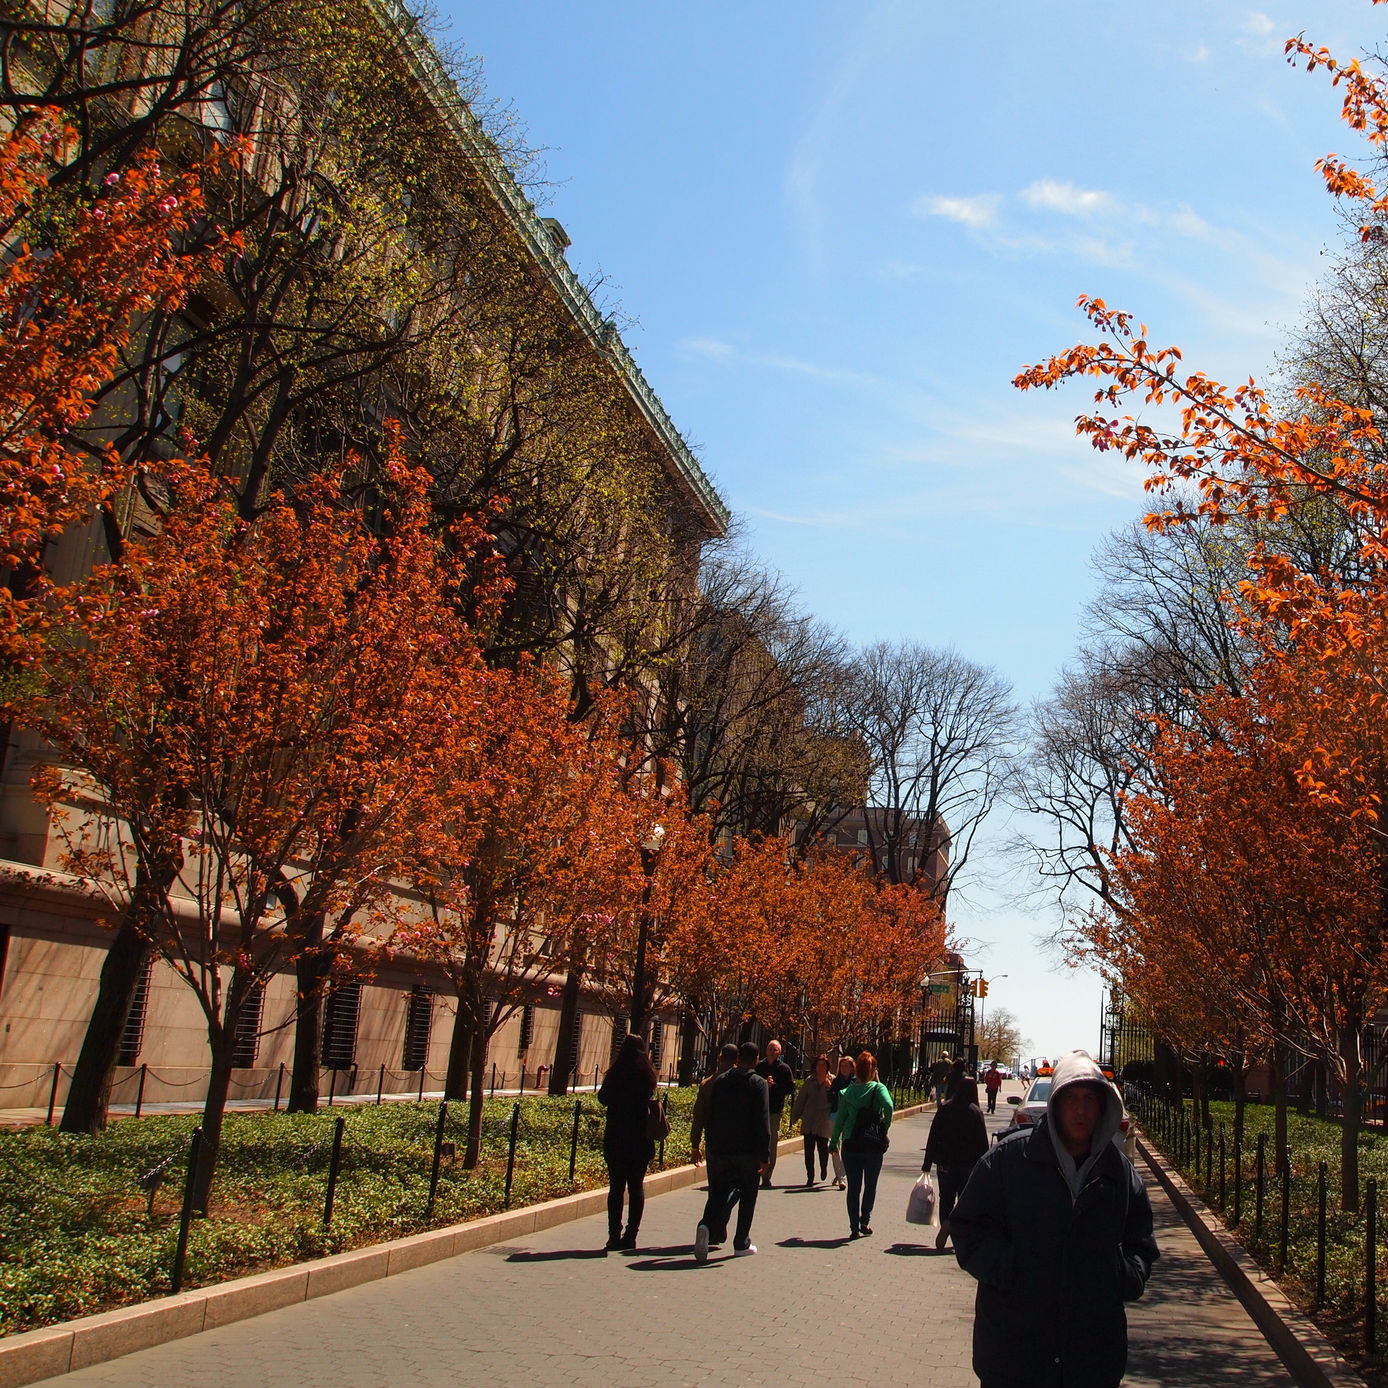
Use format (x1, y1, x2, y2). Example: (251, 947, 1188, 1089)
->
(649, 1022, 663, 1069)
(857, 829, 868, 845)
(566, 1007, 584, 1079)
(609, 1014, 628, 1064)
(117, 956, 155, 1066)
(517, 1003, 535, 1053)
(322, 980, 362, 1070)
(402, 986, 432, 1071)
(231, 980, 266, 1067)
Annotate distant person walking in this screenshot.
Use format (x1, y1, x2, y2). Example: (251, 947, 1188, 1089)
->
(694, 1041, 771, 1262)
(827, 1055, 855, 1188)
(828, 1051, 894, 1238)
(756, 1038, 795, 1187)
(983, 1061, 1004, 1115)
(597, 1033, 658, 1252)
(944, 1056, 967, 1103)
(790, 1054, 834, 1186)
(922, 1077, 988, 1251)
(930, 1053, 952, 1106)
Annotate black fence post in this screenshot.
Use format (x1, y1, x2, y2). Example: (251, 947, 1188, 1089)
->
(46, 1062, 61, 1126)
(328, 1067, 338, 1108)
(170, 1126, 203, 1294)
(274, 1062, 284, 1113)
(1193, 1113, 1201, 1176)
(1255, 1133, 1266, 1243)
(658, 1096, 667, 1169)
(1233, 1129, 1244, 1227)
(426, 1101, 448, 1219)
(569, 1099, 582, 1184)
(1317, 1160, 1328, 1310)
(377, 1064, 385, 1106)
(519, 1067, 526, 1097)
(1368, 1176, 1378, 1356)
(418, 1066, 426, 1103)
(490, 1063, 496, 1097)
(1279, 1145, 1291, 1272)
(135, 1063, 148, 1119)
(504, 1102, 520, 1209)
(323, 1116, 346, 1227)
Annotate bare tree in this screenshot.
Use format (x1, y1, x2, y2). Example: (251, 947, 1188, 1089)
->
(839, 642, 1018, 903)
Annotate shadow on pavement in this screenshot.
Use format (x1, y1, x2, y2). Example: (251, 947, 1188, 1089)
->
(778, 1235, 852, 1249)
(626, 1253, 716, 1272)
(884, 1242, 942, 1256)
(504, 1248, 609, 1263)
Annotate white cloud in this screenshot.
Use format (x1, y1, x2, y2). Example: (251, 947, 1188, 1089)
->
(678, 337, 735, 360)
(1188, 43, 1212, 62)
(1243, 10, 1275, 36)
(1020, 179, 1115, 218)
(913, 192, 1002, 228)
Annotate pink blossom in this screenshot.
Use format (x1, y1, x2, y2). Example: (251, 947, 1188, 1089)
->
(103, 172, 121, 187)
(158, 196, 179, 214)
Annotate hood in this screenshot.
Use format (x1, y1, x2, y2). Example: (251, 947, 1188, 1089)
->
(1046, 1050, 1123, 1157)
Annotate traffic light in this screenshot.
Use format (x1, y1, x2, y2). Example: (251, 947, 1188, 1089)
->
(970, 979, 980, 998)
(979, 978, 989, 998)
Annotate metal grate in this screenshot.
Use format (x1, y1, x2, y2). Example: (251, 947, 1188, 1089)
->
(402, 986, 432, 1071)
(322, 980, 362, 1070)
(518, 1003, 534, 1054)
(231, 980, 266, 1067)
(117, 956, 155, 1066)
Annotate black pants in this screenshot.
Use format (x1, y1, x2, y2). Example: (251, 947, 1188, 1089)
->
(605, 1150, 650, 1238)
(803, 1133, 829, 1181)
(986, 1089, 998, 1113)
(701, 1153, 761, 1249)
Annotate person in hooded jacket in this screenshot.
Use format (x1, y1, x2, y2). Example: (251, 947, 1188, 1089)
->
(948, 1050, 1158, 1388)
(921, 1076, 989, 1251)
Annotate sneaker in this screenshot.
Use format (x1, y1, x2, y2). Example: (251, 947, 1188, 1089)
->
(694, 1223, 710, 1265)
(733, 1243, 757, 1256)
(861, 1224, 873, 1237)
(834, 1179, 846, 1190)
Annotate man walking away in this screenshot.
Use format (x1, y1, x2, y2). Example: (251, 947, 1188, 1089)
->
(950, 1049, 1159, 1387)
(695, 1041, 771, 1262)
(983, 1061, 1003, 1115)
(690, 1043, 739, 1166)
(756, 1038, 795, 1188)
(931, 1053, 952, 1107)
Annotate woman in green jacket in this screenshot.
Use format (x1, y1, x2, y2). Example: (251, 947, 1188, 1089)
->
(828, 1051, 894, 1238)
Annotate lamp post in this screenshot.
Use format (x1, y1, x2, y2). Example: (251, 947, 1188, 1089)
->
(629, 823, 665, 1041)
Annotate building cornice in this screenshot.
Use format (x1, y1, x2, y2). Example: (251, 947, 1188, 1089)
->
(374, 1, 729, 538)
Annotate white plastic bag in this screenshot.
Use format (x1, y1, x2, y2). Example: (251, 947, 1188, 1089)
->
(906, 1172, 938, 1225)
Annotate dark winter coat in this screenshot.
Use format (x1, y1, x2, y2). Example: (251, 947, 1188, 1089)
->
(922, 1084, 988, 1175)
(949, 1118, 1158, 1388)
(705, 1066, 772, 1161)
(597, 1068, 656, 1164)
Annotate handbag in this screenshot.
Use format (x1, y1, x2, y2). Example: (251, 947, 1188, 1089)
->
(906, 1173, 938, 1225)
(846, 1086, 889, 1153)
(645, 1095, 670, 1142)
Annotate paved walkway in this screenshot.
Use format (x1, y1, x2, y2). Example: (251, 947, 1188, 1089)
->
(38, 1100, 1300, 1388)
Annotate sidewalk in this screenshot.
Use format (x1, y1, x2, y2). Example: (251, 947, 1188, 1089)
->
(29, 1101, 1314, 1388)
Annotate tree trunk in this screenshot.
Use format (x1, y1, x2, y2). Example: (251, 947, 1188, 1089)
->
(463, 1024, 487, 1170)
(61, 914, 152, 1133)
(676, 1003, 700, 1087)
(287, 928, 329, 1114)
(1232, 1049, 1247, 1154)
(548, 964, 583, 1096)
(1340, 1023, 1364, 1215)
(445, 999, 473, 1102)
(193, 1029, 234, 1215)
(1271, 1033, 1289, 1175)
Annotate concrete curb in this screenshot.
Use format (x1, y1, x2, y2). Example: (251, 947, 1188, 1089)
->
(1138, 1134, 1367, 1388)
(1, 1102, 929, 1387)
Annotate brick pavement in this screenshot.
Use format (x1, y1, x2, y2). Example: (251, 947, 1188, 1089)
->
(37, 1096, 1301, 1388)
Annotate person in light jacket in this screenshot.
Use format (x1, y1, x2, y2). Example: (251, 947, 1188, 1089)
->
(828, 1051, 894, 1238)
(790, 1054, 834, 1186)
(827, 1055, 855, 1188)
(949, 1050, 1159, 1388)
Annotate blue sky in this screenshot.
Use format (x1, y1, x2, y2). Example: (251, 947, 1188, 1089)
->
(438, 0, 1387, 1059)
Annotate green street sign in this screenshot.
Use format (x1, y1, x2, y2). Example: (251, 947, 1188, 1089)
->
(928, 983, 952, 994)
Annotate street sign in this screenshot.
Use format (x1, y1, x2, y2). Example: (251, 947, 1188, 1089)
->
(928, 983, 952, 994)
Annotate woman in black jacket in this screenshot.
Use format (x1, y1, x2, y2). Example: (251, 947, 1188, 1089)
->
(597, 1034, 658, 1251)
(921, 1077, 988, 1250)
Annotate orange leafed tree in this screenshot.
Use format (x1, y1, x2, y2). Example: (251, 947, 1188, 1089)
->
(11, 446, 507, 1208)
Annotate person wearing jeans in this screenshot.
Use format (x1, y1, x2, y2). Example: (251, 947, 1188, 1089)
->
(694, 1041, 772, 1261)
(828, 1050, 894, 1238)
